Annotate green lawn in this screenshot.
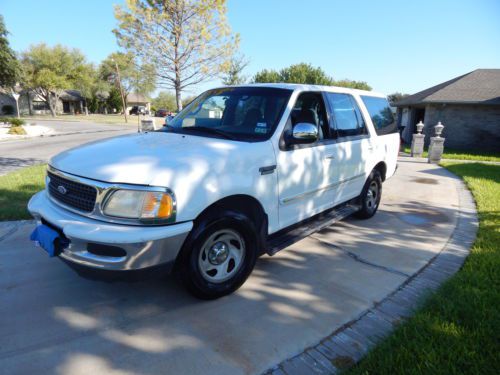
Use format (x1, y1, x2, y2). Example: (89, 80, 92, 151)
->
(0, 164, 46, 221)
(403, 145, 500, 162)
(346, 162, 500, 375)
(22, 114, 143, 126)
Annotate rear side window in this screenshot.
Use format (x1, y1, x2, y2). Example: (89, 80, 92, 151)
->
(360, 96, 397, 135)
(326, 93, 366, 137)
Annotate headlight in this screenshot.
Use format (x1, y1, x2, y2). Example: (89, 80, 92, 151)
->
(103, 189, 175, 223)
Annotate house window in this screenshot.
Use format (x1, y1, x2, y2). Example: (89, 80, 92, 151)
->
(32, 101, 49, 110)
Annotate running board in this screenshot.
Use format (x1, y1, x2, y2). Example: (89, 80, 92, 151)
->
(266, 204, 361, 256)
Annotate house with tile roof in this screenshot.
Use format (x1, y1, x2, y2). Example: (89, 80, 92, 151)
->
(395, 69, 500, 151)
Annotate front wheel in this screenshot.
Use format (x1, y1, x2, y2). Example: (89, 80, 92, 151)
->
(178, 212, 258, 299)
(355, 170, 382, 219)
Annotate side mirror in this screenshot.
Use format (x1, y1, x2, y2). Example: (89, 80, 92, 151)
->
(292, 123, 318, 143)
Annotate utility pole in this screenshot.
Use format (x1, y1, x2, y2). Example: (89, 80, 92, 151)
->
(112, 58, 128, 123)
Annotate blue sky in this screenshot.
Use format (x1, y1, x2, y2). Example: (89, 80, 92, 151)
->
(2, 0, 499, 96)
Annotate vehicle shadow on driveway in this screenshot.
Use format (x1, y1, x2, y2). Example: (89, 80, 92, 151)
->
(0, 160, 467, 375)
(1, 200, 462, 375)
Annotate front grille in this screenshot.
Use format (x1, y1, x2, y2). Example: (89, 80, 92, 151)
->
(48, 171, 97, 213)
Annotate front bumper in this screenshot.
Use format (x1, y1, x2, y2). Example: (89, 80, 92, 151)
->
(28, 190, 192, 272)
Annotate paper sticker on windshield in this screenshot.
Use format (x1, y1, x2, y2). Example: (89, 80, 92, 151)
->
(255, 127, 267, 134)
(256, 122, 267, 128)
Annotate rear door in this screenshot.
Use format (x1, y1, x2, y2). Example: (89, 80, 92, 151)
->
(324, 92, 373, 205)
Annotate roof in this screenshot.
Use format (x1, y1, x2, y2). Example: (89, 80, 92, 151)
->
(218, 83, 384, 97)
(127, 93, 149, 103)
(394, 69, 500, 106)
(60, 90, 84, 101)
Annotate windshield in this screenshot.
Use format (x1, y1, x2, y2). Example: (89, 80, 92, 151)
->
(162, 87, 292, 141)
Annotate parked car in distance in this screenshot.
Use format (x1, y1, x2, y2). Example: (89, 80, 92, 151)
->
(28, 84, 399, 299)
(129, 105, 147, 115)
(155, 109, 168, 117)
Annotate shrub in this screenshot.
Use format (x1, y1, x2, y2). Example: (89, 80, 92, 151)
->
(2, 104, 14, 115)
(0, 117, 9, 124)
(8, 126, 26, 135)
(9, 118, 25, 126)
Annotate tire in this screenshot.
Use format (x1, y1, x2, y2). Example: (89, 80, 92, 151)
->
(177, 211, 258, 299)
(355, 170, 382, 219)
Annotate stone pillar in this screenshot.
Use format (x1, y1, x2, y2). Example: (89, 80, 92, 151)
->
(140, 118, 155, 132)
(411, 121, 425, 157)
(428, 122, 445, 164)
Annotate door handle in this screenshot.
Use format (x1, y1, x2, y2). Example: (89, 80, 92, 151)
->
(325, 155, 335, 160)
(259, 165, 276, 175)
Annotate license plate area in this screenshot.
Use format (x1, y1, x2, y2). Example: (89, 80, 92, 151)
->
(30, 220, 70, 257)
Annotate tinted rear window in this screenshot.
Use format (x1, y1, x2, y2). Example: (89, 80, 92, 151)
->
(360, 96, 397, 135)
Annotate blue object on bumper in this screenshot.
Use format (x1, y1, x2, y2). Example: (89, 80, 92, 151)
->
(30, 224, 69, 257)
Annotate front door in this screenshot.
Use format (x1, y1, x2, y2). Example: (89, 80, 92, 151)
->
(276, 92, 339, 229)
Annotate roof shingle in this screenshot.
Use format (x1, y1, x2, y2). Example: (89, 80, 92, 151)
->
(394, 69, 500, 106)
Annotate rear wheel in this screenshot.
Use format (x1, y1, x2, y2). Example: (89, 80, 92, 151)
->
(355, 170, 382, 219)
(178, 212, 258, 299)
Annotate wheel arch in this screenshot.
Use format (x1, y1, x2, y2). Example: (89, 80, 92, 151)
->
(194, 194, 268, 229)
(373, 161, 387, 181)
(174, 194, 269, 271)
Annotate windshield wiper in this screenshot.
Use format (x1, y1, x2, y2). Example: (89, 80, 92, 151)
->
(181, 126, 236, 140)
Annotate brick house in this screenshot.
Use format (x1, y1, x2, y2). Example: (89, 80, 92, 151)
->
(395, 69, 500, 151)
(0, 89, 85, 116)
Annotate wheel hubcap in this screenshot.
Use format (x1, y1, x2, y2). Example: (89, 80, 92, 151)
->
(366, 181, 379, 211)
(208, 241, 229, 265)
(198, 229, 245, 283)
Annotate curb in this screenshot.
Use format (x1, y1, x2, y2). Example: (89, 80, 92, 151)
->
(263, 170, 478, 375)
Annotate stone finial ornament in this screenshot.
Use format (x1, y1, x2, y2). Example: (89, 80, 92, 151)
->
(411, 121, 425, 157)
(416, 121, 424, 134)
(428, 121, 446, 164)
(434, 121, 444, 137)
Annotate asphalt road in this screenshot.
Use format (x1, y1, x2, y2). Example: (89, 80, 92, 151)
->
(0, 120, 136, 175)
(0, 159, 462, 375)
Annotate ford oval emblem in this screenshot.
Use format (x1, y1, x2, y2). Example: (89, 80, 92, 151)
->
(57, 185, 67, 195)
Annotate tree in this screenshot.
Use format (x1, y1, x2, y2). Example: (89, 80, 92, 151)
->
(253, 63, 333, 85)
(106, 87, 124, 113)
(0, 15, 22, 117)
(0, 15, 20, 88)
(280, 63, 334, 85)
(252, 62, 371, 90)
(221, 54, 249, 85)
(99, 51, 156, 107)
(333, 79, 371, 91)
(252, 69, 281, 84)
(114, 0, 238, 111)
(152, 91, 177, 111)
(21, 44, 94, 116)
(388, 92, 409, 105)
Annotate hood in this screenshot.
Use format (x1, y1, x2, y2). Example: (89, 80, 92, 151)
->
(50, 132, 248, 187)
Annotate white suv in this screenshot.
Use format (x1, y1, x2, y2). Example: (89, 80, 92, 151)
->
(28, 84, 399, 299)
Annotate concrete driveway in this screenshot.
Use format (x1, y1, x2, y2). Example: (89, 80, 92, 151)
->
(0, 120, 136, 175)
(0, 159, 463, 375)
